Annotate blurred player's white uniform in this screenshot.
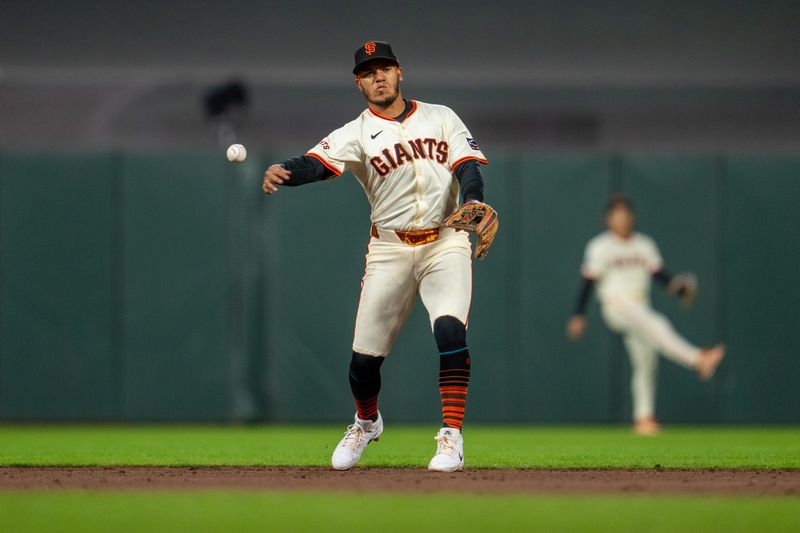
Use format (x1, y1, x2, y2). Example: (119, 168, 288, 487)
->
(581, 231, 701, 421)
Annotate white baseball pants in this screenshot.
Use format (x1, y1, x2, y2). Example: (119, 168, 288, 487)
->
(601, 297, 701, 420)
(352, 227, 472, 357)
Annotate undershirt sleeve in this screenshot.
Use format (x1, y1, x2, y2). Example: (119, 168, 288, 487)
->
(652, 269, 672, 287)
(453, 159, 485, 203)
(279, 155, 334, 186)
(574, 277, 596, 315)
(652, 268, 689, 297)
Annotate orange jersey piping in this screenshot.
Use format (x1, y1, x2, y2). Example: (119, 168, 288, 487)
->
(305, 152, 343, 177)
(451, 155, 489, 172)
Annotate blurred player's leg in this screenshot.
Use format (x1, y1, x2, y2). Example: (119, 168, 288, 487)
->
(623, 333, 660, 435)
(604, 298, 724, 381)
(607, 299, 700, 368)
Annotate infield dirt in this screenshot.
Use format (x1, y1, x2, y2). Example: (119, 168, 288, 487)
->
(1, 467, 798, 495)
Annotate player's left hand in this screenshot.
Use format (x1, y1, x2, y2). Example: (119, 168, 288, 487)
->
(566, 315, 587, 340)
(668, 272, 698, 309)
(443, 201, 499, 260)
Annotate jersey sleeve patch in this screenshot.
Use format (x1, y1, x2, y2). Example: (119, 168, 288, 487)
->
(445, 108, 487, 171)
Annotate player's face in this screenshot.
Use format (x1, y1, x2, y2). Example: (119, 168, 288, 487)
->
(606, 206, 636, 237)
(355, 61, 403, 107)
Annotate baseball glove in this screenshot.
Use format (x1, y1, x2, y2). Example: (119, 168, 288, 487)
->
(443, 201, 499, 260)
(668, 272, 698, 309)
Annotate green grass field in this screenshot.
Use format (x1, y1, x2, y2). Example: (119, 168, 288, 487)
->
(1, 425, 799, 532)
(1, 424, 798, 468)
(3, 492, 799, 533)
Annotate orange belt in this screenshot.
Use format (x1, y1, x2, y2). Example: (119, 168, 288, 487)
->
(371, 224, 441, 246)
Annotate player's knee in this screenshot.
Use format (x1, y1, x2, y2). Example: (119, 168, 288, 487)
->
(433, 315, 467, 352)
(349, 351, 384, 382)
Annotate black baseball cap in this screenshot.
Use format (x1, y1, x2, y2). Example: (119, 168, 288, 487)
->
(353, 41, 400, 74)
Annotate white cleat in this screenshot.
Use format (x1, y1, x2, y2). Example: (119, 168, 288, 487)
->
(428, 427, 464, 472)
(331, 412, 383, 471)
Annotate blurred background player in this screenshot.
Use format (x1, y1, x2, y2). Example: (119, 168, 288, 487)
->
(566, 195, 725, 435)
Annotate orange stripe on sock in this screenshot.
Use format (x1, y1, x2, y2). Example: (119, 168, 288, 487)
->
(439, 386, 468, 394)
(354, 395, 379, 419)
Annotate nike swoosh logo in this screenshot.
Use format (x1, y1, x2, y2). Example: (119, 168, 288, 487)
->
(370, 131, 383, 139)
(459, 454, 463, 461)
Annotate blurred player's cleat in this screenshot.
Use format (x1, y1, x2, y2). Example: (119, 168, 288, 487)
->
(696, 344, 725, 381)
(633, 417, 661, 436)
(331, 412, 383, 471)
(428, 427, 464, 472)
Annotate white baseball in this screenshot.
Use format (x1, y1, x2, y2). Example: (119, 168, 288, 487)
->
(226, 144, 247, 163)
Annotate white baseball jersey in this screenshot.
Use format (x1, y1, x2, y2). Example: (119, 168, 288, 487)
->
(305, 100, 487, 231)
(581, 231, 663, 303)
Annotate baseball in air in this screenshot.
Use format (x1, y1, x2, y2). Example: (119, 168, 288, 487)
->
(226, 144, 247, 163)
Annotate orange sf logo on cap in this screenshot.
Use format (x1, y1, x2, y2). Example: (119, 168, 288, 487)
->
(364, 42, 377, 55)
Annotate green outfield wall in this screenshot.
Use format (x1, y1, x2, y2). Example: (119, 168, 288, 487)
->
(0, 152, 798, 423)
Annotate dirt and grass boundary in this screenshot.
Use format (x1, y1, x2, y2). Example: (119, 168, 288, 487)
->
(1, 467, 798, 495)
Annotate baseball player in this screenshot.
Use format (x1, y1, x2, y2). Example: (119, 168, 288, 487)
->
(262, 41, 498, 471)
(566, 195, 724, 435)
